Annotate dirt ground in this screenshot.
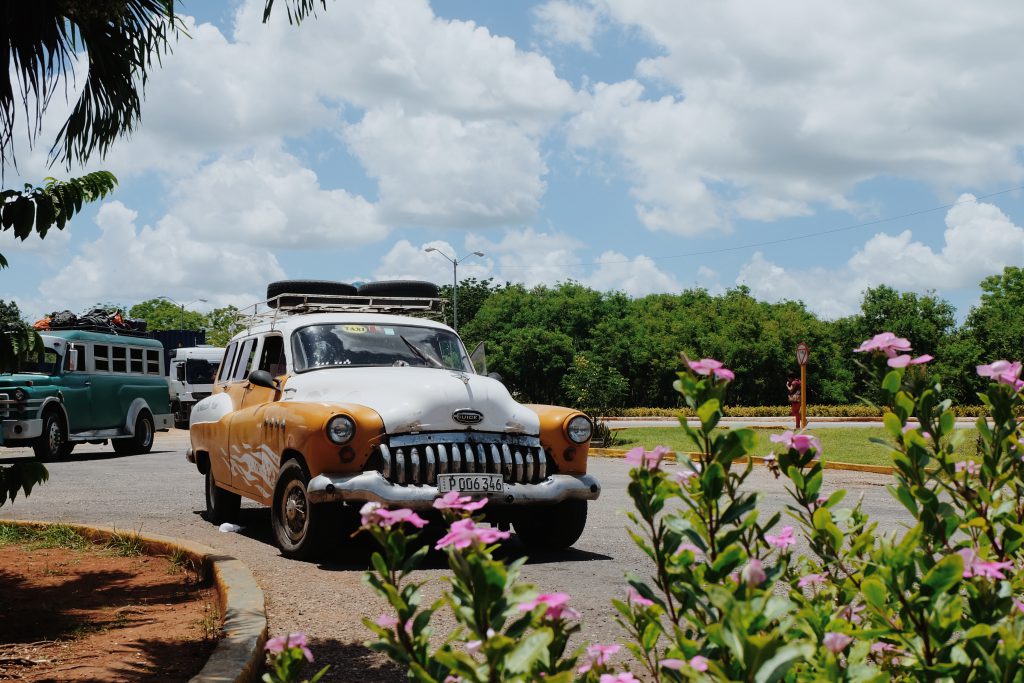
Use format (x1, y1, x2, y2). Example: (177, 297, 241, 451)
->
(0, 543, 219, 682)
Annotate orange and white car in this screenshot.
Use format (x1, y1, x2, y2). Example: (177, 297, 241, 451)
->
(187, 280, 600, 559)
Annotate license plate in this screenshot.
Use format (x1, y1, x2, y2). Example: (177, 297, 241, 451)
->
(437, 473, 505, 495)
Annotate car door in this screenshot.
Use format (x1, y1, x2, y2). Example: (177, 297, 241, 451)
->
(59, 343, 93, 433)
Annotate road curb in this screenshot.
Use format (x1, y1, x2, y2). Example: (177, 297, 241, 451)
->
(590, 448, 895, 475)
(2, 520, 267, 683)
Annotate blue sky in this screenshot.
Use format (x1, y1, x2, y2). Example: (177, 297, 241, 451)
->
(3, 0, 1024, 322)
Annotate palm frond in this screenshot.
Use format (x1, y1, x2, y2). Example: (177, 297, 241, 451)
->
(263, 0, 329, 25)
(1, 1, 181, 173)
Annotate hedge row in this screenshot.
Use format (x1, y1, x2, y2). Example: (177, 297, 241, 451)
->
(597, 404, 993, 418)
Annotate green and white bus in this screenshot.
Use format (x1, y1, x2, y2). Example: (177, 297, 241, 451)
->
(0, 330, 173, 460)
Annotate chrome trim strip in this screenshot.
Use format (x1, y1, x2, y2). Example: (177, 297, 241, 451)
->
(380, 444, 392, 479)
(425, 446, 436, 485)
(476, 444, 487, 473)
(437, 444, 448, 476)
(388, 432, 541, 448)
(501, 444, 513, 480)
(452, 443, 462, 473)
(514, 449, 524, 483)
(411, 448, 421, 485)
(490, 444, 501, 476)
(525, 450, 535, 483)
(537, 450, 547, 480)
(396, 449, 406, 485)
(462, 443, 474, 473)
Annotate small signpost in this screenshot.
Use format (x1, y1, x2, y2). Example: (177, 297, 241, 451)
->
(796, 342, 810, 428)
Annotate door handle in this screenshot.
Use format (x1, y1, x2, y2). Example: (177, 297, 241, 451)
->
(84, 381, 91, 386)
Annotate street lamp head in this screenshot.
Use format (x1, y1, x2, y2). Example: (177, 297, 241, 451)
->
(472, 251, 484, 257)
(424, 247, 437, 253)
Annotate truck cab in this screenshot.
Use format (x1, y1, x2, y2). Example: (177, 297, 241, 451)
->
(168, 346, 223, 428)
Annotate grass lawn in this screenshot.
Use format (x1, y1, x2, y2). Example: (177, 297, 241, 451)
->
(608, 426, 979, 468)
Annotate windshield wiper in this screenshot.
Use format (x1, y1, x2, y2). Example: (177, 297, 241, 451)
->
(400, 336, 443, 368)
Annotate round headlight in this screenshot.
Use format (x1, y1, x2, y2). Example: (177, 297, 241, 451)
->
(326, 415, 355, 444)
(11, 388, 28, 402)
(566, 415, 593, 444)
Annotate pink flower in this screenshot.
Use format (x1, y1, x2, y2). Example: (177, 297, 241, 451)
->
(265, 632, 313, 662)
(519, 592, 576, 620)
(870, 642, 903, 655)
(627, 587, 655, 608)
(854, 332, 912, 357)
(444, 677, 462, 683)
(578, 643, 620, 673)
(673, 467, 697, 485)
(823, 632, 853, 654)
(674, 542, 703, 558)
(887, 354, 933, 368)
(624, 445, 670, 470)
(798, 573, 827, 587)
(359, 502, 429, 529)
(689, 656, 709, 672)
(433, 491, 488, 513)
(837, 603, 864, 624)
(465, 639, 483, 654)
(435, 518, 510, 550)
(765, 525, 796, 550)
(1014, 598, 1024, 614)
(688, 358, 735, 381)
(660, 659, 684, 670)
(957, 548, 1013, 580)
(955, 460, 981, 477)
(977, 360, 1024, 391)
(769, 430, 822, 457)
(600, 674, 640, 683)
(741, 559, 766, 587)
(374, 614, 399, 629)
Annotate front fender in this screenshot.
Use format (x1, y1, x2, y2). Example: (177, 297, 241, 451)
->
(524, 404, 591, 475)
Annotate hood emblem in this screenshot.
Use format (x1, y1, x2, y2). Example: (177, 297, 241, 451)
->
(452, 409, 483, 425)
(450, 372, 470, 385)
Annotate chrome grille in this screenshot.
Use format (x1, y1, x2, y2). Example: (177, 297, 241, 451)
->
(374, 432, 550, 486)
(0, 393, 7, 418)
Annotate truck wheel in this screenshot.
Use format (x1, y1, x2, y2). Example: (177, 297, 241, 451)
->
(33, 410, 67, 462)
(271, 459, 335, 560)
(205, 469, 241, 524)
(113, 412, 155, 455)
(513, 499, 588, 551)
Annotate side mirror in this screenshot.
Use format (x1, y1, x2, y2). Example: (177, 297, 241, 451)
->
(175, 365, 185, 381)
(66, 349, 78, 372)
(248, 369, 280, 390)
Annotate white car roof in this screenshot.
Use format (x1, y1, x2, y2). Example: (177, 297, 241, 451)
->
(232, 312, 454, 341)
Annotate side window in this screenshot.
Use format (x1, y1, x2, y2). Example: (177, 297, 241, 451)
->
(94, 344, 110, 372)
(258, 336, 287, 375)
(231, 338, 257, 381)
(218, 343, 238, 383)
(112, 346, 127, 373)
(145, 349, 161, 375)
(129, 347, 144, 374)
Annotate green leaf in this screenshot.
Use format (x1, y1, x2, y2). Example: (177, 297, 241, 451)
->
(882, 411, 903, 437)
(882, 370, 902, 394)
(504, 628, 553, 674)
(697, 398, 721, 431)
(921, 554, 963, 595)
(861, 577, 887, 609)
(754, 643, 815, 683)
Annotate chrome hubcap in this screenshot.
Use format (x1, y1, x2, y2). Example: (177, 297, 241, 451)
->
(282, 482, 308, 540)
(47, 421, 60, 452)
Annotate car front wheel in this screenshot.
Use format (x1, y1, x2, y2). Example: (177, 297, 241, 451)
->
(271, 459, 336, 560)
(513, 499, 588, 551)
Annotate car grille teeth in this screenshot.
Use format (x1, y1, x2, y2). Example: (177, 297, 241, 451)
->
(376, 434, 551, 486)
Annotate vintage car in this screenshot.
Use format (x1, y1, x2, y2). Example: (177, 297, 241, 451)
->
(187, 280, 600, 559)
(0, 329, 173, 459)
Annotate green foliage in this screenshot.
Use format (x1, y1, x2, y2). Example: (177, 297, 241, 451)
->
(0, 172, 117, 268)
(0, 462, 49, 508)
(128, 298, 205, 331)
(560, 353, 629, 414)
(203, 305, 244, 346)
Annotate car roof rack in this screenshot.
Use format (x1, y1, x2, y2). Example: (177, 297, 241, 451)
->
(238, 292, 448, 332)
(43, 324, 153, 338)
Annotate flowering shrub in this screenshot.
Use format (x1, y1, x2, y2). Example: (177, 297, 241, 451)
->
(263, 632, 328, 683)
(361, 337, 1024, 681)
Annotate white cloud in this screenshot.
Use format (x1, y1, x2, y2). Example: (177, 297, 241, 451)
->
(585, 251, 682, 295)
(40, 201, 283, 311)
(345, 109, 547, 228)
(738, 195, 1024, 318)
(169, 146, 387, 247)
(374, 239, 492, 283)
(533, 1, 602, 52)
(569, 0, 1024, 234)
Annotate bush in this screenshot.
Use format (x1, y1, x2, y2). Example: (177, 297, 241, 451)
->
(351, 338, 1024, 682)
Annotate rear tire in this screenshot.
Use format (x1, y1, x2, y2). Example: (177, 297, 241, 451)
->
(205, 469, 241, 524)
(33, 410, 67, 462)
(113, 412, 155, 455)
(514, 499, 588, 551)
(271, 459, 336, 560)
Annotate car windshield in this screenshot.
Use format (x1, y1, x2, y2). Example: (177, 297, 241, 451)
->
(185, 359, 217, 384)
(6, 347, 60, 375)
(291, 323, 473, 373)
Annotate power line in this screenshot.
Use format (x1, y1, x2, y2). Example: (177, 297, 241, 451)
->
(497, 184, 1024, 272)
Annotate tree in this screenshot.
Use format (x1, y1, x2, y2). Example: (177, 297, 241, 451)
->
(560, 353, 629, 415)
(204, 305, 243, 347)
(128, 298, 205, 331)
(964, 267, 1024, 365)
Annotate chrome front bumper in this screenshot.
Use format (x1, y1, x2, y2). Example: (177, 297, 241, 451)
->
(2, 418, 43, 441)
(307, 470, 602, 509)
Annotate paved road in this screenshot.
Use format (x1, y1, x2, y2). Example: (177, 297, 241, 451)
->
(0, 432, 910, 681)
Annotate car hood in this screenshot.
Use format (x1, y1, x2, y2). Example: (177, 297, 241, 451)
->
(0, 375, 56, 388)
(282, 367, 540, 435)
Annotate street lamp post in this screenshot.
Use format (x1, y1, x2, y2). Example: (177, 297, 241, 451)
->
(158, 296, 208, 330)
(424, 248, 484, 331)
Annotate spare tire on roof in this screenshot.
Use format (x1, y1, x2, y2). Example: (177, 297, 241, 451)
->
(357, 280, 440, 299)
(266, 280, 358, 308)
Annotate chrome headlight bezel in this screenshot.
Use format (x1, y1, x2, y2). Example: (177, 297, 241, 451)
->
(565, 414, 593, 444)
(11, 388, 28, 403)
(326, 415, 356, 445)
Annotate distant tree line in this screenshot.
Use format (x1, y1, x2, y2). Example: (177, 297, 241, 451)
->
(449, 266, 1024, 410)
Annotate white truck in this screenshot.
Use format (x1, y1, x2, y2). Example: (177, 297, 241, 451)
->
(168, 346, 223, 429)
